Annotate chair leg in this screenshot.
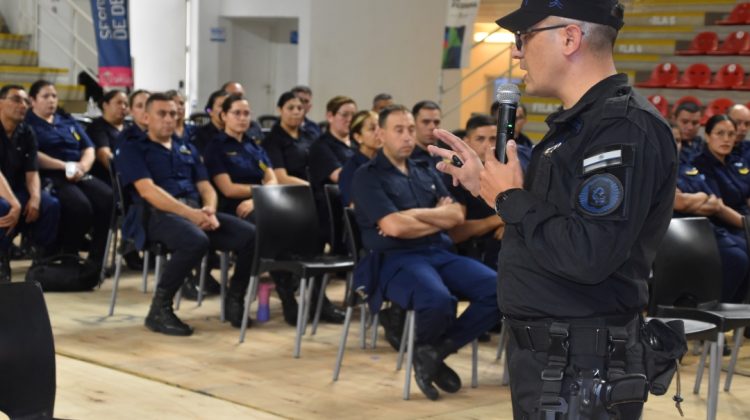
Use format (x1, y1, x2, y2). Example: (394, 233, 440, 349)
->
(100, 228, 114, 285)
(496, 320, 509, 361)
(294, 277, 311, 358)
(370, 312, 379, 350)
(196, 254, 208, 307)
(220, 252, 229, 322)
(501, 355, 510, 386)
(403, 310, 416, 400)
(724, 327, 745, 392)
(107, 251, 124, 316)
(396, 310, 411, 371)
(695, 341, 710, 394)
(239, 275, 259, 343)
(708, 334, 723, 420)
(141, 250, 150, 293)
(471, 338, 479, 388)
(110, 228, 119, 273)
(333, 305, 354, 381)
(175, 285, 183, 310)
(359, 304, 367, 349)
(311, 274, 330, 335)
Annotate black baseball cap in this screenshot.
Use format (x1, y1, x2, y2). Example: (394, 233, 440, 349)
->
(496, 0, 624, 33)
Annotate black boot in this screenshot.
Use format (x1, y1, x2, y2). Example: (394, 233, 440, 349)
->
(145, 288, 193, 336)
(273, 276, 299, 326)
(434, 339, 461, 393)
(413, 344, 441, 400)
(225, 291, 253, 329)
(0, 254, 10, 283)
(380, 304, 406, 351)
(309, 279, 345, 324)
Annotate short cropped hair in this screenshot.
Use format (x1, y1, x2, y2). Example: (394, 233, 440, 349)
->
(129, 89, 150, 108)
(674, 101, 701, 116)
(145, 92, 173, 110)
(412, 100, 441, 117)
(0, 84, 25, 99)
(291, 85, 312, 95)
(465, 114, 496, 134)
(378, 104, 411, 128)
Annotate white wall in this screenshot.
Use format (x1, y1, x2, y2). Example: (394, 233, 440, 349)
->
(129, 0, 186, 91)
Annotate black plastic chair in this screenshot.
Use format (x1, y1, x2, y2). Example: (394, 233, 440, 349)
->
(0, 282, 57, 419)
(257, 114, 279, 129)
(100, 156, 123, 283)
(651, 217, 750, 419)
(239, 185, 354, 358)
(189, 112, 211, 127)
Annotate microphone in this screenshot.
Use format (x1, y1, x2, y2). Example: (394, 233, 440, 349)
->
(494, 83, 521, 163)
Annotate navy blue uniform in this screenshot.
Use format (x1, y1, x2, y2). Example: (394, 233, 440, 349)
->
(338, 151, 370, 206)
(191, 122, 221, 155)
(116, 134, 255, 296)
(0, 120, 59, 251)
(87, 117, 123, 183)
(117, 122, 144, 147)
(301, 116, 321, 140)
(172, 123, 197, 147)
(262, 123, 315, 181)
(410, 145, 442, 168)
(676, 162, 749, 302)
(203, 131, 272, 213)
(693, 148, 750, 224)
(494, 75, 676, 417)
(25, 111, 112, 264)
(679, 136, 704, 164)
(351, 151, 499, 349)
(732, 140, 750, 164)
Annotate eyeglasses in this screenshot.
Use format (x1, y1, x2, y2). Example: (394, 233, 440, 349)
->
(3, 95, 31, 106)
(514, 24, 573, 51)
(336, 111, 355, 119)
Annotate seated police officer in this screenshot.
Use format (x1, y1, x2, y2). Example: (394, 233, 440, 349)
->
(0, 85, 60, 281)
(409, 100, 443, 167)
(116, 93, 255, 336)
(447, 115, 504, 270)
(351, 105, 500, 400)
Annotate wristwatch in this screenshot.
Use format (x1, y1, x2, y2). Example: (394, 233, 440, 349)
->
(494, 188, 522, 215)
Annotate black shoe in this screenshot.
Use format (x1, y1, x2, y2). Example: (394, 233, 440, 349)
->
(202, 273, 221, 295)
(316, 297, 345, 324)
(435, 362, 461, 393)
(180, 273, 201, 301)
(413, 344, 440, 400)
(478, 332, 491, 343)
(275, 283, 299, 326)
(225, 291, 253, 329)
(0, 255, 10, 283)
(123, 250, 144, 271)
(145, 288, 193, 336)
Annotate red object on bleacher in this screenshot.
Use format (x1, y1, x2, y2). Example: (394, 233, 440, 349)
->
(676, 32, 719, 55)
(674, 96, 703, 110)
(699, 63, 745, 89)
(707, 31, 750, 55)
(667, 63, 712, 88)
(734, 75, 750, 90)
(635, 63, 680, 88)
(715, 3, 750, 25)
(701, 98, 735, 125)
(647, 95, 670, 117)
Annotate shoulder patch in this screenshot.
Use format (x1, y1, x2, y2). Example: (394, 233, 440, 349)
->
(576, 173, 624, 216)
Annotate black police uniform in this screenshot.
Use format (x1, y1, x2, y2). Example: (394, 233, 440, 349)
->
(338, 151, 370, 206)
(25, 111, 113, 266)
(0, 120, 60, 253)
(116, 134, 255, 311)
(447, 180, 502, 270)
(87, 116, 124, 183)
(494, 74, 677, 419)
(352, 151, 499, 351)
(308, 131, 356, 248)
(203, 131, 272, 214)
(191, 122, 221, 155)
(261, 123, 315, 181)
(301, 116, 321, 140)
(675, 162, 749, 302)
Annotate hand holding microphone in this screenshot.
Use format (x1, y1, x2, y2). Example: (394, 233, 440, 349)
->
(494, 83, 521, 163)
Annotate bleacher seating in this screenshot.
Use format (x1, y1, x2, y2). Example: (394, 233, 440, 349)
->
(716, 2, 750, 25)
(647, 94, 670, 117)
(675, 95, 703, 109)
(667, 63, 713, 88)
(700, 63, 745, 89)
(701, 97, 735, 124)
(707, 30, 750, 55)
(635, 63, 680, 88)
(676, 32, 719, 55)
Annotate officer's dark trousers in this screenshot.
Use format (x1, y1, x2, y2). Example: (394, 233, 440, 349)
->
(46, 172, 112, 265)
(715, 230, 749, 303)
(506, 316, 645, 420)
(147, 210, 255, 297)
(0, 191, 60, 251)
(379, 247, 499, 350)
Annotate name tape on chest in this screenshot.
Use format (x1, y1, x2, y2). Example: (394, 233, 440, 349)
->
(582, 149, 622, 174)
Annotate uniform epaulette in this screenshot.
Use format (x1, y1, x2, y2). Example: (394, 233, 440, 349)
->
(602, 88, 631, 119)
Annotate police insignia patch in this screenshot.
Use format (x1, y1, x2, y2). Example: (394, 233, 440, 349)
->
(577, 173, 624, 216)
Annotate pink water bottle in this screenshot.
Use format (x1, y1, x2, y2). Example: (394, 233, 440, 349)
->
(256, 282, 275, 323)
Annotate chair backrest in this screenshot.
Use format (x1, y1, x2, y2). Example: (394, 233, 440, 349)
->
(189, 112, 211, 127)
(108, 156, 127, 215)
(252, 185, 321, 261)
(720, 3, 750, 24)
(714, 63, 745, 86)
(688, 31, 719, 52)
(647, 95, 670, 118)
(649, 217, 722, 314)
(648, 62, 679, 84)
(258, 114, 279, 129)
(0, 282, 56, 418)
(343, 207, 363, 261)
(719, 31, 750, 52)
(324, 184, 347, 256)
(677, 63, 712, 85)
(702, 97, 735, 124)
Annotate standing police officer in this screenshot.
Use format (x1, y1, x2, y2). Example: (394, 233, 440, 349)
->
(430, 1, 677, 418)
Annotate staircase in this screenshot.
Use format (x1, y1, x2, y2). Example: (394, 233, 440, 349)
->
(0, 5, 87, 112)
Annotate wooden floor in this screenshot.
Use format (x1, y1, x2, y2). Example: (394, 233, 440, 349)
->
(11, 260, 750, 419)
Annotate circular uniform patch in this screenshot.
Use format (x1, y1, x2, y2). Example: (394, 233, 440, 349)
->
(577, 173, 624, 216)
